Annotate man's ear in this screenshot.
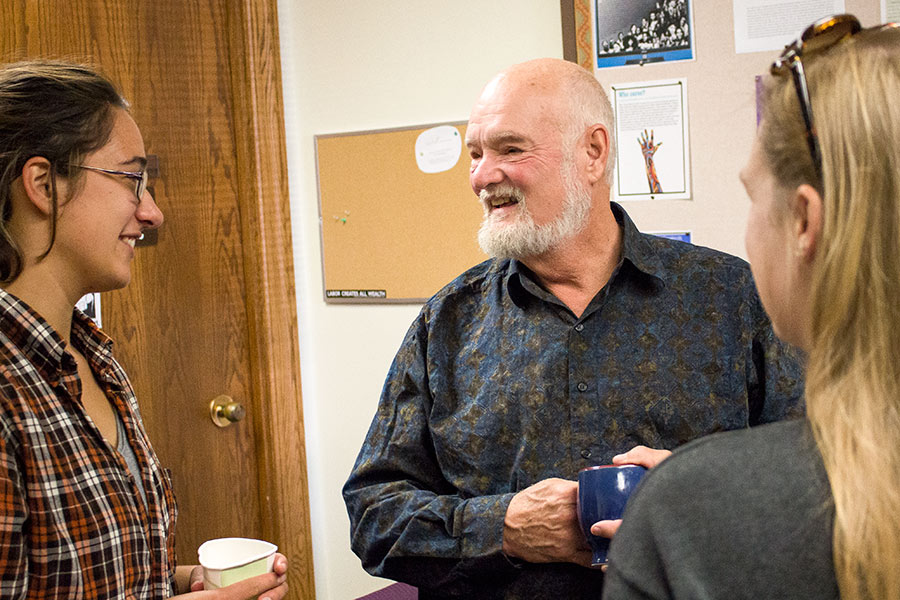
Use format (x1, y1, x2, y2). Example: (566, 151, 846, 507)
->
(584, 124, 611, 185)
(19, 156, 57, 215)
(791, 183, 823, 262)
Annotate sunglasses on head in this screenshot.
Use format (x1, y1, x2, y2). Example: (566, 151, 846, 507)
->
(770, 14, 899, 183)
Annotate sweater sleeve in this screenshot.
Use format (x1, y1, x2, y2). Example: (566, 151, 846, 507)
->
(601, 467, 674, 600)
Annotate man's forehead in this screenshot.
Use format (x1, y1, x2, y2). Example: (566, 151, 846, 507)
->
(480, 71, 507, 100)
(466, 98, 561, 147)
(465, 128, 531, 148)
(479, 74, 557, 106)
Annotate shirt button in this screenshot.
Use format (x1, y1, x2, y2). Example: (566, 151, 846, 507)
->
(577, 382, 588, 392)
(581, 449, 592, 459)
(574, 323, 584, 332)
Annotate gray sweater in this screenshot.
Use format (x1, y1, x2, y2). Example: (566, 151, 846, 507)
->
(603, 419, 838, 599)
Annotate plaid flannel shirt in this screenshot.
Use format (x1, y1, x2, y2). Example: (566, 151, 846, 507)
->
(0, 288, 177, 598)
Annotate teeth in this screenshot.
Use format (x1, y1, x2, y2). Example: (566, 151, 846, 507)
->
(488, 196, 518, 207)
(480, 185, 524, 209)
(124, 238, 136, 248)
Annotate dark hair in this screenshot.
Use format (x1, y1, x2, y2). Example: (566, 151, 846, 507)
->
(0, 60, 127, 282)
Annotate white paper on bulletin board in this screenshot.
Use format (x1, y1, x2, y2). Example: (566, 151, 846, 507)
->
(733, 0, 845, 54)
(612, 78, 690, 202)
(884, 0, 900, 21)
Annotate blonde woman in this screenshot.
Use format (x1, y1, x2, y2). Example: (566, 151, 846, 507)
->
(602, 15, 900, 600)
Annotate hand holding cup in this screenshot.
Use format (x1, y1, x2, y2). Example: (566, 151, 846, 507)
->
(198, 537, 278, 589)
(576, 465, 647, 567)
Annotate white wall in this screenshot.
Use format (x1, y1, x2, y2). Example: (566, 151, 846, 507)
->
(276, 2, 563, 598)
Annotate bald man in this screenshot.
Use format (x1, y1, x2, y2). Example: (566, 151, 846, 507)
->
(343, 58, 803, 599)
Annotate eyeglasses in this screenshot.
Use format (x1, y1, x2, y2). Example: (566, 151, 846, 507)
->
(769, 14, 863, 183)
(68, 164, 149, 202)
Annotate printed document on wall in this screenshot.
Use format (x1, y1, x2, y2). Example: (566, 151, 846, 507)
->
(612, 79, 690, 202)
(884, 0, 900, 22)
(733, 0, 845, 54)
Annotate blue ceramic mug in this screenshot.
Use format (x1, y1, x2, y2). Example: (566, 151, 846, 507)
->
(577, 464, 647, 567)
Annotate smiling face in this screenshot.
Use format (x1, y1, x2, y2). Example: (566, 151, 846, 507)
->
(54, 108, 163, 295)
(465, 70, 590, 259)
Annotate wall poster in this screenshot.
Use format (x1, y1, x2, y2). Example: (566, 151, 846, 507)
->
(612, 78, 691, 202)
(593, 0, 695, 69)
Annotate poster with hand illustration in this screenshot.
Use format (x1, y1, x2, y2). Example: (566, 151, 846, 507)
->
(611, 78, 691, 201)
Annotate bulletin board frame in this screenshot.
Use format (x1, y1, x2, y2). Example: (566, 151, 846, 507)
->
(560, 0, 595, 69)
(315, 121, 488, 303)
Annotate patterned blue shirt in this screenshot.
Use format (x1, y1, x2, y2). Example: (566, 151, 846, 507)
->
(344, 204, 805, 599)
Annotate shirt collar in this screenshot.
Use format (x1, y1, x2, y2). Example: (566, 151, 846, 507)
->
(505, 202, 666, 304)
(611, 202, 668, 286)
(0, 288, 115, 380)
(71, 308, 116, 375)
(506, 260, 552, 308)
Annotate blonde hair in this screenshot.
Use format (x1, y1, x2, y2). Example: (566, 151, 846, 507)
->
(762, 25, 900, 599)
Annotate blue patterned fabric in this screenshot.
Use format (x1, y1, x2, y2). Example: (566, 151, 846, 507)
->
(343, 203, 805, 599)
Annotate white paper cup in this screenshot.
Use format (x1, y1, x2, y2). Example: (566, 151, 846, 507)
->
(198, 537, 278, 589)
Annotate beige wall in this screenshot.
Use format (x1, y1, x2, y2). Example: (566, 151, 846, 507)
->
(277, 1, 881, 598)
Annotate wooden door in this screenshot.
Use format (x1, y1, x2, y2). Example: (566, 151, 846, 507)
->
(0, 1, 314, 597)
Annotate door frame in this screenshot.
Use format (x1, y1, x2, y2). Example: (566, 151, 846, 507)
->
(227, 1, 315, 597)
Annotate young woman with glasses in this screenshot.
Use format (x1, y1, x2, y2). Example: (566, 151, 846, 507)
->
(602, 15, 900, 600)
(0, 60, 287, 599)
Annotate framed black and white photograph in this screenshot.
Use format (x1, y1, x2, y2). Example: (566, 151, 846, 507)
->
(592, 0, 694, 69)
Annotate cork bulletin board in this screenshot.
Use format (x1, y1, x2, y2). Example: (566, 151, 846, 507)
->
(315, 121, 487, 303)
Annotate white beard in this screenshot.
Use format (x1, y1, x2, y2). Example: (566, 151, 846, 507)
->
(477, 159, 591, 259)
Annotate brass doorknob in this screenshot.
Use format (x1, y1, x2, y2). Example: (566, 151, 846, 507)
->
(209, 395, 246, 427)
